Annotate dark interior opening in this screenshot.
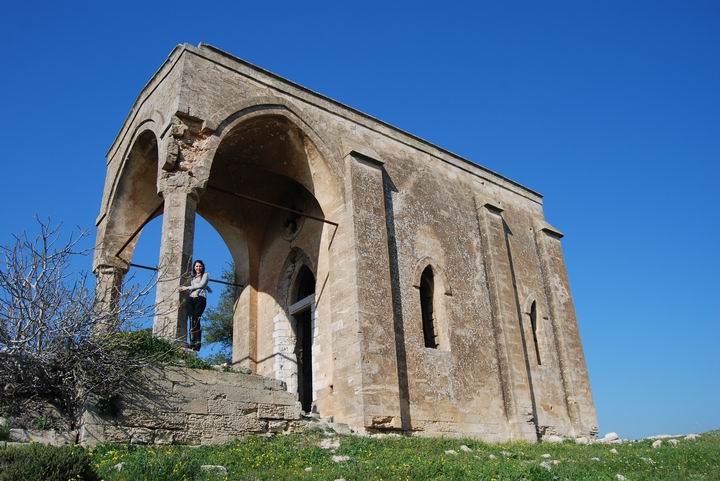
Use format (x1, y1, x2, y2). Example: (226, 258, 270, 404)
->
(420, 266, 437, 349)
(530, 301, 541, 365)
(292, 265, 316, 412)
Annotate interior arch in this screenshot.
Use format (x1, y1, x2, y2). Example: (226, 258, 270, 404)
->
(200, 112, 340, 415)
(101, 129, 162, 267)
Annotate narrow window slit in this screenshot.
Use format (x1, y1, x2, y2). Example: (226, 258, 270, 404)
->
(530, 301, 541, 365)
(420, 266, 438, 349)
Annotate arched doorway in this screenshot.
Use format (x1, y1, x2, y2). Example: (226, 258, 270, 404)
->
(290, 265, 316, 412)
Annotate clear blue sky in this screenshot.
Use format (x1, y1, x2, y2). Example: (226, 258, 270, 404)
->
(1, 1, 717, 439)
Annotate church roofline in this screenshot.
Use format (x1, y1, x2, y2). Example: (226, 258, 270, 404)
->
(107, 43, 543, 203)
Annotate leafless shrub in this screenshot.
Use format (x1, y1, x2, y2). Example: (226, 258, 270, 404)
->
(0, 219, 178, 428)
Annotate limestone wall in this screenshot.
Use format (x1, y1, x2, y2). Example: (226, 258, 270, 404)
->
(93, 43, 598, 442)
(79, 367, 302, 446)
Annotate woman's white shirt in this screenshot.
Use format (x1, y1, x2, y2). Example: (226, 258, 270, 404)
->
(188, 272, 209, 298)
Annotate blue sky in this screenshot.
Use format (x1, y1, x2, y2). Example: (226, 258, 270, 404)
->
(1, 1, 718, 439)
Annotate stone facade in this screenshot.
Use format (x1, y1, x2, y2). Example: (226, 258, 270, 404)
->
(79, 367, 302, 446)
(93, 43, 598, 442)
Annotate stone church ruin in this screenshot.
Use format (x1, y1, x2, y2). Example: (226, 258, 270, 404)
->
(92, 43, 597, 443)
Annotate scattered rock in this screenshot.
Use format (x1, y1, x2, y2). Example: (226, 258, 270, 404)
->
(552, 460, 560, 465)
(304, 467, 313, 472)
(543, 435, 564, 443)
(113, 462, 124, 472)
(320, 438, 340, 450)
(668, 439, 678, 446)
(575, 436, 590, 445)
(601, 432, 620, 443)
(9, 429, 29, 443)
(334, 479, 346, 481)
(333, 423, 352, 435)
(651, 440, 663, 449)
(332, 455, 351, 463)
(591, 457, 600, 462)
(640, 457, 655, 465)
(500, 450, 513, 456)
(0, 417, 7, 429)
(539, 461, 552, 471)
(685, 434, 699, 440)
(610, 448, 619, 454)
(459, 445, 472, 452)
(541, 454, 552, 459)
(200, 465, 228, 476)
(616, 475, 626, 481)
(488, 454, 497, 460)
(444, 449, 458, 456)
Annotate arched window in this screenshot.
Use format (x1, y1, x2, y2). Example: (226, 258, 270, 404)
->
(529, 301, 541, 365)
(292, 265, 315, 303)
(420, 266, 438, 349)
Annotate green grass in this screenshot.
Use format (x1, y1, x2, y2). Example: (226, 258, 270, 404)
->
(84, 430, 720, 481)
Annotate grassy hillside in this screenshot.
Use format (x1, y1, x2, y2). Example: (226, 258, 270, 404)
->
(87, 430, 719, 481)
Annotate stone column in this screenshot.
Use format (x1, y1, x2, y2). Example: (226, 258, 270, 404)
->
(344, 150, 402, 430)
(93, 261, 128, 333)
(476, 201, 537, 441)
(533, 224, 598, 436)
(153, 189, 198, 342)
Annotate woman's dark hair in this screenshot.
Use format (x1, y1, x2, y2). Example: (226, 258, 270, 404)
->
(192, 259, 206, 275)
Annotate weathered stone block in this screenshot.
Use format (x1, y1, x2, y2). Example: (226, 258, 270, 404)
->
(183, 398, 208, 415)
(173, 429, 203, 445)
(284, 404, 302, 420)
(208, 399, 253, 415)
(257, 403, 285, 420)
(130, 427, 153, 445)
(236, 415, 267, 433)
(286, 421, 307, 433)
(271, 391, 298, 406)
(103, 425, 133, 444)
(268, 420, 287, 433)
(153, 429, 176, 444)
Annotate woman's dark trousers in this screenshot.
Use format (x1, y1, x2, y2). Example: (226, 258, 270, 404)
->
(187, 296, 206, 351)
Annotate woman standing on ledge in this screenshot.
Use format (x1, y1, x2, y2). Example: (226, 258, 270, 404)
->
(180, 260, 209, 351)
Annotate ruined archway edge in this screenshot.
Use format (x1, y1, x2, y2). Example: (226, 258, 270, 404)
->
(92, 43, 598, 443)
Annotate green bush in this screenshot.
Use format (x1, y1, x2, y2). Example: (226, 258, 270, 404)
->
(32, 415, 54, 430)
(0, 444, 99, 481)
(109, 329, 214, 370)
(0, 421, 9, 441)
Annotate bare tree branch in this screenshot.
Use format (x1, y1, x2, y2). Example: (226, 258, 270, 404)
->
(0, 219, 187, 428)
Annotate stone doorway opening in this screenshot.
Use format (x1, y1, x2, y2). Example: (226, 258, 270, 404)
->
(290, 265, 315, 413)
